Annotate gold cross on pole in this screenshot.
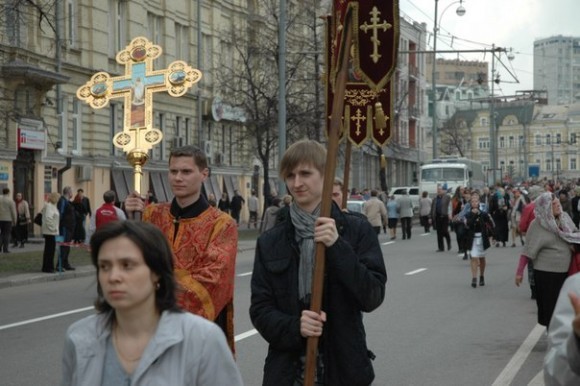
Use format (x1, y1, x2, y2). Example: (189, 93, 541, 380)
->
(359, 6, 392, 63)
(76, 36, 202, 195)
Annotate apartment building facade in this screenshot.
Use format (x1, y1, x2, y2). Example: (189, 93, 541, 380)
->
(0, 0, 320, 228)
(534, 35, 580, 106)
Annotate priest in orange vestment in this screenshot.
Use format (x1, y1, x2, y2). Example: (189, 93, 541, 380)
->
(126, 145, 238, 352)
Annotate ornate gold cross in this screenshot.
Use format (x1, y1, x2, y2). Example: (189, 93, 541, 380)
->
(359, 6, 392, 63)
(351, 108, 366, 136)
(77, 36, 202, 194)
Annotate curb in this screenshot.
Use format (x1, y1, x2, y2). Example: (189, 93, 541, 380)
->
(0, 266, 96, 289)
(0, 241, 257, 290)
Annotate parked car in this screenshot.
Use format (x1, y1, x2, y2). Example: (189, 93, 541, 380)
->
(389, 186, 420, 214)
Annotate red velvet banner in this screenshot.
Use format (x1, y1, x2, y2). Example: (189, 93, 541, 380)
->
(326, 1, 398, 146)
(330, 1, 399, 92)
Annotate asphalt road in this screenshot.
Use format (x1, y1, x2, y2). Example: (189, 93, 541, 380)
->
(0, 226, 547, 385)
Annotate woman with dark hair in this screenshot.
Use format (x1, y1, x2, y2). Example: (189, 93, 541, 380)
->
(61, 221, 242, 386)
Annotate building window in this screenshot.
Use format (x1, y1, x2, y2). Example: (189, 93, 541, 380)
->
(480, 117, 488, 126)
(571, 158, 577, 170)
(478, 137, 489, 149)
(499, 136, 505, 148)
(508, 136, 514, 148)
(108, 0, 127, 56)
(72, 99, 81, 154)
(556, 158, 561, 171)
(185, 117, 191, 145)
(546, 159, 552, 171)
(556, 133, 561, 144)
(148, 13, 164, 64)
(175, 23, 190, 61)
(570, 133, 577, 144)
(175, 116, 181, 138)
(66, 0, 77, 48)
(535, 134, 542, 145)
(4, 1, 28, 47)
(202, 33, 213, 83)
(546, 134, 551, 145)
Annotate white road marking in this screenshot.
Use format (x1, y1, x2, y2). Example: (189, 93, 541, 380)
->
(492, 324, 545, 386)
(421, 233, 431, 236)
(381, 241, 395, 245)
(528, 370, 544, 385)
(0, 306, 94, 331)
(405, 268, 427, 275)
(237, 272, 252, 277)
(235, 328, 258, 342)
(0, 306, 261, 345)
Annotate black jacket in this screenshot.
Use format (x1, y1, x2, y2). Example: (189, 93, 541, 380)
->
(465, 208, 495, 251)
(250, 204, 387, 386)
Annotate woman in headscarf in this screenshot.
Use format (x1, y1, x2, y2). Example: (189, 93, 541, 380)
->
(522, 192, 580, 328)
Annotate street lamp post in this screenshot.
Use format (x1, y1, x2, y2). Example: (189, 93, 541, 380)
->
(431, 0, 465, 160)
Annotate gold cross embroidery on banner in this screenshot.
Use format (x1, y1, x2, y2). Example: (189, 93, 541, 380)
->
(359, 6, 392, 63)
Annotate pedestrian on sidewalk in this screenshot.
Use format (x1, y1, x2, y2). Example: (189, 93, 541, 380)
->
(57, 187, 76, 271)
(61, 221, 242, 386)
(230, 190, 245, 225)
(13, 192, 30, 248)
(363, 189, 388, 236)
(247, 190, 258, 229)
(87, 190, 127, 241)
(430, 184, 452, 252)
(397, 189, 413, 240)
(386, 194, 399, 240)
(41, 192, 60, 273)
(0, 187, 16, 253)
(419, 191, 432, 233)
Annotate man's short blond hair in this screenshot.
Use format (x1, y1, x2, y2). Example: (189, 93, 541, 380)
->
(279, 140, 326, 180)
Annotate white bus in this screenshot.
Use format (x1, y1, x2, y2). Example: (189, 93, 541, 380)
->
(419, 158, 485, 197)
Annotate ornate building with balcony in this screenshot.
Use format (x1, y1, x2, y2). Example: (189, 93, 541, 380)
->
(0, 0, 319, 228)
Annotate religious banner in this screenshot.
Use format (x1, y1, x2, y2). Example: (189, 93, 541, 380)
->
(325, 1, 398, 147)
(330, 0, 399, 92)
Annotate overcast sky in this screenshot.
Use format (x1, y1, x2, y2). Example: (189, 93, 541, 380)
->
(399, 0, 580, 96)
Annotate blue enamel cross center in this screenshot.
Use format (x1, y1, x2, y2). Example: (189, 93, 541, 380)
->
(77, 36, 202, 154)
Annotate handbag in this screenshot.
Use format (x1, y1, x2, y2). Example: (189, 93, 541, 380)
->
(18, 214, 27, 225)
(569, 251, 580, 276)
(34, 212, 42, 226)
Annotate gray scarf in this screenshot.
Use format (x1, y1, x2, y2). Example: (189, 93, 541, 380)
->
(290, 203, 321, 304)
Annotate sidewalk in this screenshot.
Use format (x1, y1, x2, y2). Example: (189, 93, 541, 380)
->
(0, 231, 259, 290)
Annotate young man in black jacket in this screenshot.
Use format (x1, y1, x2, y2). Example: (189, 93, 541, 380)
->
(250, 140, 387, 386)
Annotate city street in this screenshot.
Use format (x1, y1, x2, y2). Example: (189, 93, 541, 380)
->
(0, 226, 547, 385)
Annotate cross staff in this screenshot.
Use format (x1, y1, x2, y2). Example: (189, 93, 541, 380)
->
(304, 18, 353, 386)
(77, 36, 202, 199)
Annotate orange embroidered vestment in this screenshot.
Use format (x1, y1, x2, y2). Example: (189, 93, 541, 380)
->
(143, 203, 238, 351)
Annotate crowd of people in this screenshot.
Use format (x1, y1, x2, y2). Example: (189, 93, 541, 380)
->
(13, 141, 580, 384)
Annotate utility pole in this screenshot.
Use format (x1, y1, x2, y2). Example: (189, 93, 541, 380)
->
(489, 44, 497, 185)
